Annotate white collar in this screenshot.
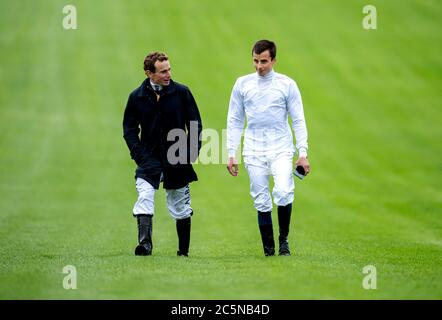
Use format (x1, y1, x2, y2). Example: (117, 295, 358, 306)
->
(257, 69, 275, 80)
(149, 80, 163, 91)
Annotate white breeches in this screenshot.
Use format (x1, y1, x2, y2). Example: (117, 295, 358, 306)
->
(132, 177, 192, 220)
(244, 152, 295, 212)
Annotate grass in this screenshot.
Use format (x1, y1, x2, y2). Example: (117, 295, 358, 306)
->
(0, 0, 441, 299)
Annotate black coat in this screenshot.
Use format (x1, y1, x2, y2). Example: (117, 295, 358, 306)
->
(123, 78, 202, 189)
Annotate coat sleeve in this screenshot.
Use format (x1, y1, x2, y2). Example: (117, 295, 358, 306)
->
(183, 88, 203, 164)
(123, 93, 144, 165)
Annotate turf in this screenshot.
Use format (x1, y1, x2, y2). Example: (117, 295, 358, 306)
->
(0, 0, 441, 299)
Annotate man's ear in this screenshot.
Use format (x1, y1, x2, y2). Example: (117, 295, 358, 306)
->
(146, 69, 156, 78)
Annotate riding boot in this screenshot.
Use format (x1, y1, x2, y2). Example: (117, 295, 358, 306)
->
(258, 211, 275, 256)
(176, 216, 191, 257)
(134, 214, 153, 256)
(278, 203, 292, 256)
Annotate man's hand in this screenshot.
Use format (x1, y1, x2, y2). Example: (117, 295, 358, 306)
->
(295, 156, 310, 176)
(227, 157, 239, 176)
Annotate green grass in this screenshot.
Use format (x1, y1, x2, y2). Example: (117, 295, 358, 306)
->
(0, 0, 441, 299)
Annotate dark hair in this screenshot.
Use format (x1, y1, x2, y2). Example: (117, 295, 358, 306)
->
(143, 51, 169, 72)
(252, 40, 276, 60)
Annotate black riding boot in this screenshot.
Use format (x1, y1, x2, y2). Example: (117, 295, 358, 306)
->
(258, 211, 275, 256)
(176, 216, 191, 257)
(278, 203, 292, 256)
(135, 214, 153, 256)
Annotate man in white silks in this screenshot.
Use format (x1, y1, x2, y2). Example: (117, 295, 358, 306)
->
(226, 40, 310, 256)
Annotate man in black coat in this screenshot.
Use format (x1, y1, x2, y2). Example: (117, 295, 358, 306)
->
(123, 51, 202, 257)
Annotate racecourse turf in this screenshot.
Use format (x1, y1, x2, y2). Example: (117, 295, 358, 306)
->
(0, 0, 441, 299)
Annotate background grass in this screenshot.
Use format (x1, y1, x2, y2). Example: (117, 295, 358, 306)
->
(0, 0, 441, 299)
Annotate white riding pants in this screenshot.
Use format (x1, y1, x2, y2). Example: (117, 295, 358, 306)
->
(132, 177, 192, 220)
(244, 152, 295, 212)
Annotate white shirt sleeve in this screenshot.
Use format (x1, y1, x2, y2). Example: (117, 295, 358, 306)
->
(287, 80, 308, 158)
(226, 79, 245, 158)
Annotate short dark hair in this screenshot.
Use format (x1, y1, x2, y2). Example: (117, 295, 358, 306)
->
(143, 51, 169, 72)
(252, 40, 276, 60)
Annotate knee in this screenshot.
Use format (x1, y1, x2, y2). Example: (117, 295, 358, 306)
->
(166, 186, 192, 220)
(133, 195, 154, 215)
(133, 191, 155, 216)
(137, 190, 152, 201)
(273, 189, 294, 207)
(133, 178, 155, 215)
(168, 205, 192, 220)
(253, 192, 272, 212)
